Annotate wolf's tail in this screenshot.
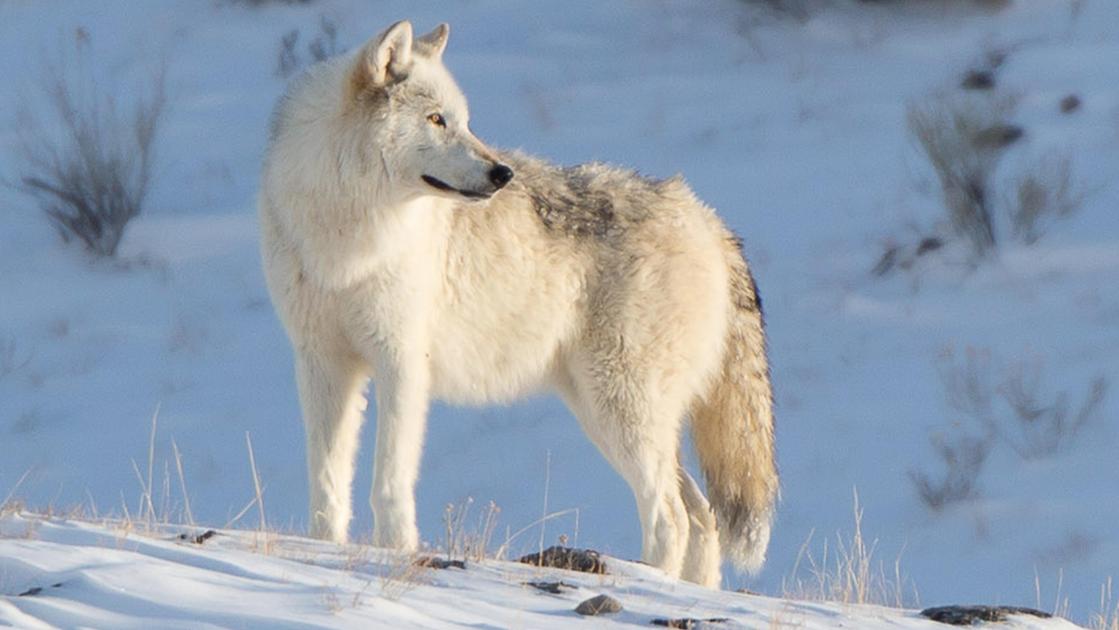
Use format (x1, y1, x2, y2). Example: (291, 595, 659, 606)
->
(690, 233, 777, 574)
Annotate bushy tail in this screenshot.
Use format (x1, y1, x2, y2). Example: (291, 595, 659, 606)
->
(690, 233, 777, 574)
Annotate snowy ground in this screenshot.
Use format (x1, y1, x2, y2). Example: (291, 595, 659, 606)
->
(0, 514, 1085, 629)
(1, 0, 1117, 627)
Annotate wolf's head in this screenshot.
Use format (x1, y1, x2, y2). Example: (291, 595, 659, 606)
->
(347, 21, 513, 203)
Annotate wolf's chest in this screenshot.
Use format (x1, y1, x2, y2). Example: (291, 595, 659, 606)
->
(419, 244, 583, 404)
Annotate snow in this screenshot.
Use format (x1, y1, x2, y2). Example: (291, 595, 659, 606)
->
(1, 0, 1117, 627)
(0, 514, 1084, 629)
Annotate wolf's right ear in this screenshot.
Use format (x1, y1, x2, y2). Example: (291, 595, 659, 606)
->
(351, 20, 414, 93)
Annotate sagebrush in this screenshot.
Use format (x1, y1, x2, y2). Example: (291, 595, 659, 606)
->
(12, 38, 166, 258)
(911, 347, 1107, 511)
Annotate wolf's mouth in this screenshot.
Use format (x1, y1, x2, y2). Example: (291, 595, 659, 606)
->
(422, 175, 492, 200)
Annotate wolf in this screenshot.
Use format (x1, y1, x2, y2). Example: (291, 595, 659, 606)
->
(259, 20, 777, 587)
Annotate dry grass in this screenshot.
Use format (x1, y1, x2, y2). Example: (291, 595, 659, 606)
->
(442, 497, 501, 563)
(1090, 578, 1119, 630)
(321, 575, 375, 613)
(783, 490, 916, 607)
(11, 35, 165, 258)
(1, 470, 33, 520)
(377, 550, 432, 601)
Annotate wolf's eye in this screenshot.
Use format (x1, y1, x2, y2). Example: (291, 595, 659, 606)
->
(427, 113, 446, 128)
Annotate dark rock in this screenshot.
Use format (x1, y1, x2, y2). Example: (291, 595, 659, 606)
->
(413, 556, 466, 570)
(16, 582, 62, 596)
(574, 594, 622, 616)
(962, 70, 996, 90)
(1060, 94, 1082, 113)
(652, 617, 731, 628)
(525, 580, 577, 594)
(915, 237, 943, 256)
(518, 546, 607, 574)
(178, 529, 217, 544)
(872, 245, 898, 276)
(972, 124, 1024, 150)
(920, 605, 1051, 625)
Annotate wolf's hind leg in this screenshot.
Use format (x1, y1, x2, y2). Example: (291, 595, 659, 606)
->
(631, 441, 690, 579)
(678, 466, 722, 587)
(295, 351, 369, 544)
(559, 372, 690, 579)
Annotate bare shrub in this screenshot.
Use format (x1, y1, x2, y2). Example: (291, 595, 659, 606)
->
(883, 87, 1087, 277)
(908, 93, 1020, 258)
(913, 347, 1108, 510)
(939, 346, 996, 419)
(1007, 155, 1084, 245)
(909, 433, 991, 511)
(871, 236, 944, 276)
(307, 15, 339, 64)
(11, 39, 166, 258)
(0, 335, 32, 380)
(995, 359, 1106, 459)
(911, 349, 994, 510)
(277, 30, 300, 78)
(276, 15, 341, 78)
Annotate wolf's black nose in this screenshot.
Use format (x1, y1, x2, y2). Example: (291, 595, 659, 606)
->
(488, 164, 514, 189)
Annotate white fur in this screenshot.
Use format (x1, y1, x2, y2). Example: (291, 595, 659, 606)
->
(260, 21, 776, 587)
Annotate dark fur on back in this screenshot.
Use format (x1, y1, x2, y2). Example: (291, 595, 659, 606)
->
(500, 152, 694, 239)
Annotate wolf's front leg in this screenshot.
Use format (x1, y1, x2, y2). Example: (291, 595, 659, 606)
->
(295, 351, 369, 544)
(369, 360, 431, 551)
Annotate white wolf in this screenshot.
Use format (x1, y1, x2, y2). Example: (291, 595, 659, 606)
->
(260, 20, 777, 587)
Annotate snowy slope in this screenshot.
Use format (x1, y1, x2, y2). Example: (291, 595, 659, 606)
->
(0, 514, 1085, 629)
(1, 0, 1117, 626)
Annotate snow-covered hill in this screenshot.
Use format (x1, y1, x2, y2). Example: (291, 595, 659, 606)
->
(1, 0, 1117, 627)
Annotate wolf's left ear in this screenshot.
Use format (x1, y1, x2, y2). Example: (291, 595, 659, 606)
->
(354, 20, 414, 91)
(414, 23, 449, 59)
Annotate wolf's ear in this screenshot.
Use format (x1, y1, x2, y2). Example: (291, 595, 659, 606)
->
(353, 20, 413, 91)
(414, 23, 449, 59)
